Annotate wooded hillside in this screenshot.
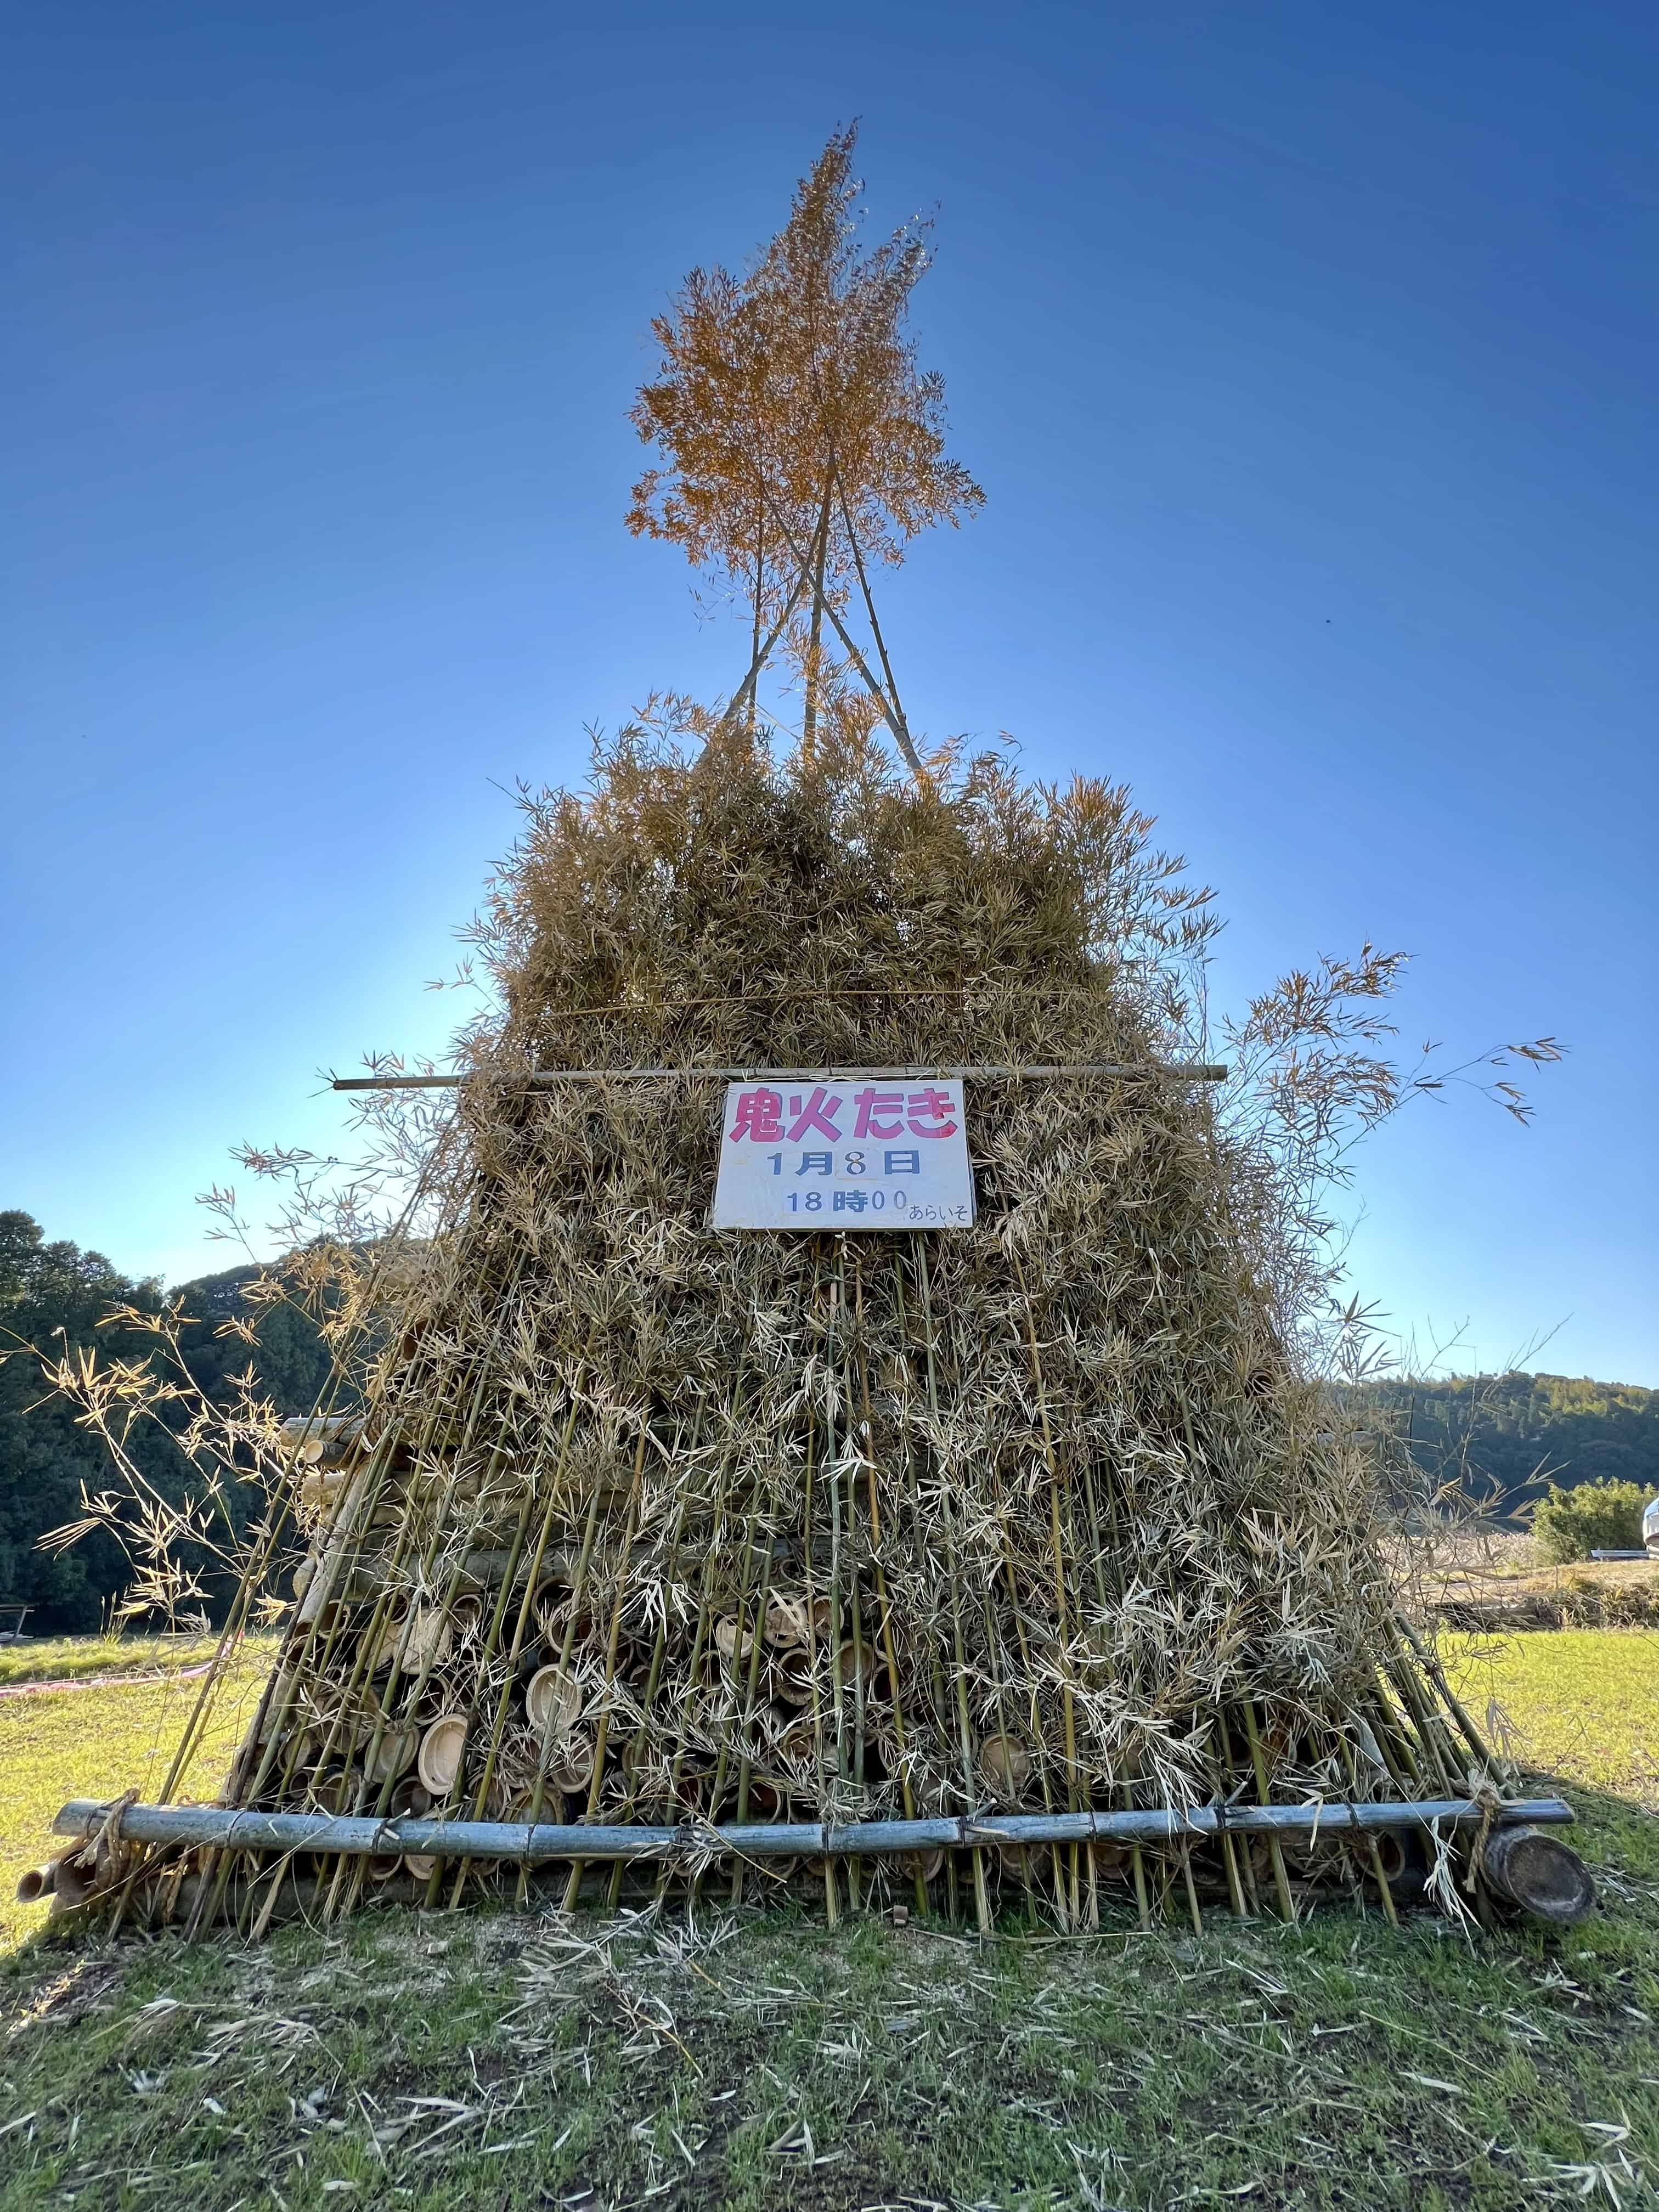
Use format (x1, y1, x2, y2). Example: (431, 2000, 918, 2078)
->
(0, 1211, 329, 1632)
(1347, 1370, 1659, 1515)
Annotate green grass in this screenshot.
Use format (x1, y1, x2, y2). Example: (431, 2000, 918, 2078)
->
(0, 1631, 268, 1691)
(0, 1646, 272, 1952)
(0, 1633, 1655, 2210)
(1449, 1629, 1659, 1808)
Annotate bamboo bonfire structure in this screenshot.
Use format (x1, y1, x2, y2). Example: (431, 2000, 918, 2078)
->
(42, 130, 1589, 1939)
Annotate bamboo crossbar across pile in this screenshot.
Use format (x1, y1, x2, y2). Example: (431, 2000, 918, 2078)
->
(56, 1795, 1574, 1865)
(332, 1062, 1230, 1091)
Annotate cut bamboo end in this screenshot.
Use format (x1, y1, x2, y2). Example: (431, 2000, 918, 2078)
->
(771, 1646, 815, 1706)
(368, 1779, 431, 1877)
(373, 1607, 454, 1677)
(836, 1639, 889, 1700)
(46, 1849, 100, 1915)
(764, 1593, 831, 1650)
(417, 1714, 469, 1798)
(739, 1778, 791, 1820)
(776, 1715, 821, 1770)
(977, 1734, 1033, 1798)
(279, 1415, 373, 1467)
(366, 1725, 420, 1785)
(714, 1615, 760, 1663)
(546, 1733, 596, 1793)
(526, 1664, 583, 1737)
(1481, 1825, 1596, 1926)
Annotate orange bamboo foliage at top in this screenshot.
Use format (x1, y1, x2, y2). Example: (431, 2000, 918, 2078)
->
(625, 125, 984, 735)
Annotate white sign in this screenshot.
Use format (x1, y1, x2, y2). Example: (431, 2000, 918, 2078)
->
(711, 1077, 975, 1231)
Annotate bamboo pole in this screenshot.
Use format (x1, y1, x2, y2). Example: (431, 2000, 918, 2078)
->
(761, 484, 915, 777)
(831, 460, 924, 782)
(1009, 1252, 1086, 1930)
(1342, 1739, 1399, 1929)
(1240, 1703, 1297, 1922)
(798, 1245, 840, 1926)
(608, 1410, 702, 1910)
(560, 1433, 650, 1911)
(54, 1794, 1578, 1861)
(913, 1240, 992, 1933)
(1395, 1612, 1496, 1772)
(800, 477, 833, 749)
(719, 552, 814, 737)
(445, 1392, 588, 1912)
(333, 1063, 1230, 1092)
(849, 1257, 929, 1918)
(650, 1419, 744, 1909)
(687, 1445, 766, 1910)
(725, 1520, 776, 1910)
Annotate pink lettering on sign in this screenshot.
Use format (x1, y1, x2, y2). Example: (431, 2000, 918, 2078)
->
(851, 1086, 905, 1139)
(728, 1087, 785, 1143)
(905, 1087, 958, 1138)
(785, 1087, 843, 1143)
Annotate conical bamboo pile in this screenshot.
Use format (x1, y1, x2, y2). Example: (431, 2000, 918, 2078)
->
(38, 132, 1585, 1944)
(76, 714, 1529, 1938)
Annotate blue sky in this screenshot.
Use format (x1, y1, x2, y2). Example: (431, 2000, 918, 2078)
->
(4, 1, 1654, 1384)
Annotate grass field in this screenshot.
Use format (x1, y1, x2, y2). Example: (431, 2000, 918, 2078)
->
(0, 1632, 250, 1692)
(0, 1642, 275, 1953)
(1452, 1629, 1659, 1808)
(1, 1632, 1655, 2210)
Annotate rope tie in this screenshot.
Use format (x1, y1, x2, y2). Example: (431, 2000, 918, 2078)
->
(1463, 1779, 1504, 1892)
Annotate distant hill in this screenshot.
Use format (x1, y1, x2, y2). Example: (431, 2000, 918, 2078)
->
(1344, 1370, 1659, 1515)
(0, 1211, 329, 1632)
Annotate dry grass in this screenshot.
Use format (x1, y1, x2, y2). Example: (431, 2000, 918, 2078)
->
(1431, 1561, 1659, 1633)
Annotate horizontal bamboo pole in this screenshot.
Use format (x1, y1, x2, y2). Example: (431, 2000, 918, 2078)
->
(55, 1795, 1572, 1865)
(333, 1063, 1231, 1092)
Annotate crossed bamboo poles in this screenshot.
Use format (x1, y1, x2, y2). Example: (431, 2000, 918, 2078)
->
(713, 470, 923, 780)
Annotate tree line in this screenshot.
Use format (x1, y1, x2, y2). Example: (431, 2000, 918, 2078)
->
(1344, 1369, 1659, 1517)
